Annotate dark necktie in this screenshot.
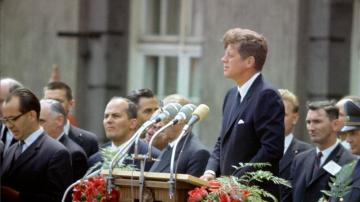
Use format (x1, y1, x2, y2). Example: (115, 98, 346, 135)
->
(312, 151, 323, 179)
(235, 92, 241, 106)
(13, 140, 25, 161)
(1, 126, 7, 143)
(230, 92, 241, 118)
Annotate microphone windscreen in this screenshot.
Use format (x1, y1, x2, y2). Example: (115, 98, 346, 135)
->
(164, 103, 182, 119)
(179, 104, 197, 122)
(193, 104, 209, 122)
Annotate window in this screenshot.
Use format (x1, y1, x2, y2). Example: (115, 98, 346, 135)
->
(129, 0, 203, 102)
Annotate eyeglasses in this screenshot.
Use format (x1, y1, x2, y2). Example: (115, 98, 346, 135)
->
(1, 112, 27, 125)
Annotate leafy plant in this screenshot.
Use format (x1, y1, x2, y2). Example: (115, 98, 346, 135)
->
(318, 160, 356, 202)
(188, 162, 291, 202)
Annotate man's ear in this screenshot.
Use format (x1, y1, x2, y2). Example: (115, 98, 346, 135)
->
(69, 99, 75, 110)
(246, 56, 256, 69)
(293, 113, 299, 125)
(129, 118, 138, 130)
(29, 110, 38, 121)
(56, 115, 65, 127)
(332, 118, 341, 132)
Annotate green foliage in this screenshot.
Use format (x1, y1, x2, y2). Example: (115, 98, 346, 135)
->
(86, 147, 136, 177)
(218, 162, 291, 202)
(319, 160, 356, 201)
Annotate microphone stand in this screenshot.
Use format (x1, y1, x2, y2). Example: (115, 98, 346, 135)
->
(147, 121, 174, 159)
(168, 124, 192, 199)
(107, 120, 154, 197)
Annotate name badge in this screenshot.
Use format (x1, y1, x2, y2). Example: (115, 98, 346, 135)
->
(323, 160, 342, 176)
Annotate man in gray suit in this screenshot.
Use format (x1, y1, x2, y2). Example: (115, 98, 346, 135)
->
(149, 94, 210, 177)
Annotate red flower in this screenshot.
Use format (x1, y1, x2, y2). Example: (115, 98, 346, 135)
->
(208, 180, 222, 192)
(240, 189, 250, 199)
(188, 187, 208, 202)
(72, 176, 120, 202)
(220, 192, 231, 202)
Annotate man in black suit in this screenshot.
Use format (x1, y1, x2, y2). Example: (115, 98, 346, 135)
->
(149, 94, 210, 177)
(88, 97, 160, 171)
(40, 99, 88, 181)
(1, 88, 72, 202)
(44, 81, 99, 157)
(0, 78, 23, 154)
(278, 89, 312, 200)
(286, 101, 356, 202)
(201, 28, 285, 198)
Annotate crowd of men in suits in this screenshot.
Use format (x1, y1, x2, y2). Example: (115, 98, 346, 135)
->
(1, 27, 360, 202)
(0, 78, 211, 201)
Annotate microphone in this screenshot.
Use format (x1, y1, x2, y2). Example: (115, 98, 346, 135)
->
(168, 104, 209, 198)
(150, 103, 182, 123)
(184, 104, 210, 129)
(171, 104, 196, 125)
(134, 103, 181, 157)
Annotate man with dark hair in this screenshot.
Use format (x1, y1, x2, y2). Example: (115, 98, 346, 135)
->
(285, 100, 355, 202)
(88, 97, 160, 171)
(1, 88, 72, 202)
(127, 88, 158, 127)
(201, 28, 285, 198)
(40, 99, 88, 181)
(0, 78, 23, 154)
(44, 81, 99, 157)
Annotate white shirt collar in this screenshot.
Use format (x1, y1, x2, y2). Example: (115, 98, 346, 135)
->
(316, 139, 340, 166)
(237, 72, 260, 102)
(22, 127, 44, 153)
(63, 119, 71, 135)
(56, 132, 66, 141)
(284, 133, 294, 154)
(111, 137, 133, 151)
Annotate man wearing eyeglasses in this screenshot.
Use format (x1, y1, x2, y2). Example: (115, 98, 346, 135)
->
(0, 78, 23, 154)
(1, 88, 73, 202)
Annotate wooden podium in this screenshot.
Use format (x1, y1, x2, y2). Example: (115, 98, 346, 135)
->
(102, 169, 207, 202)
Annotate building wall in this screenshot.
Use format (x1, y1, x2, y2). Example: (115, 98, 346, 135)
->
(199, 0, 301, 147)
(0, 0, 79, 98)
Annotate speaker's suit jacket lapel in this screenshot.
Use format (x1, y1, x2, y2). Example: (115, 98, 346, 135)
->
(223, 75, 262, 140)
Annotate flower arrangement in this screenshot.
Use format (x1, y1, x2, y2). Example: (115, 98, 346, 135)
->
(72, 176, 119, 202)
(188, 163, 291, 202)
(72, 147, 136, 202)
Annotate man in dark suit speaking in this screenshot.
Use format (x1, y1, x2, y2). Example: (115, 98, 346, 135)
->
(1, 88, 72, 202)
(201, 28, 285, 198)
